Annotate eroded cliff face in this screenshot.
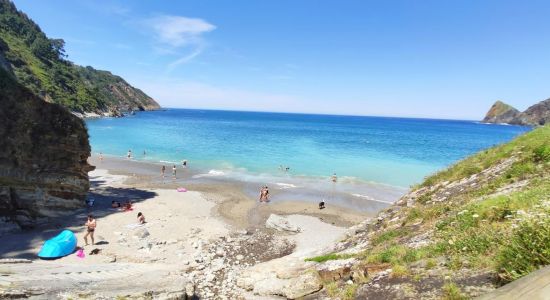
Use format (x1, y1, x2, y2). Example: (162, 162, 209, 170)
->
(0, 69, 94, 229)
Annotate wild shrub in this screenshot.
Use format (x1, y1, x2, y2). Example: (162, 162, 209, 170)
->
(496, 213, 550, 283)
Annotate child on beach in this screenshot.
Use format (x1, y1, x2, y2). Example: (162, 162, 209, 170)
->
(84, 214, 96, 246)
(137, 212, 146, 224)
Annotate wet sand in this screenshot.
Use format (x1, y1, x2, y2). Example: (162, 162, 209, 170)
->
(88, 155, 373, 228)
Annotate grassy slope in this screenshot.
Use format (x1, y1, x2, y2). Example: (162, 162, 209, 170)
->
(313, 125, 550, 299)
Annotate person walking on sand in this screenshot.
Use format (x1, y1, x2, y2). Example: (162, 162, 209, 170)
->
(84, 214, 96, 246)
(127, 149, 132, 159)
(172, 165, 177, 179)
(161, 165, 166, 178)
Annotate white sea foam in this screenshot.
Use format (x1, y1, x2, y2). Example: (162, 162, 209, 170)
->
(275, 182, 298, 189)
(159, 160, 177, 164)
(352, 193, 393, 204)
(192, 169, 226, 178)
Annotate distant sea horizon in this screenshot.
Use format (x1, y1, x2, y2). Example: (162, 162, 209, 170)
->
(86, 108, 530, 210)
(158, 107, 483, 123)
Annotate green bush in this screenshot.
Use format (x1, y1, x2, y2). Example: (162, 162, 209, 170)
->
(496, 214, 550, 282)
(533, 145, 550, 162)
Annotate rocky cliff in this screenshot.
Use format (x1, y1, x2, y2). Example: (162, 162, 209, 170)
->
(514, 98, 550, 126)
(482, 99, 550, 126)
(0, 68, 94, 230)
(482, 100, 521, 124)
(0, 0, 160, 116)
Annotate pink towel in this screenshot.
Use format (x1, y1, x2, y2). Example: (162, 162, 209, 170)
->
(177, 187, 187, 192)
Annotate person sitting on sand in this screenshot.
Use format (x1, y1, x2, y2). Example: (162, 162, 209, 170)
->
(259, 186, 270, 202)
(84, 214, 96, 246)
(137, 212, 146, 224)
(319, 199, 326, 209)
(111, 200, 121, 208)
(123, 201, 133, 211)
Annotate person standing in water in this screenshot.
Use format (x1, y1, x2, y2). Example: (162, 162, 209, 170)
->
(259, 186, 270, 202)
(161, 165, 166, 178)
(127, 149, 132, 159)
(172, 165, 177, 179)
(83, 214, 96, 246)
(99, 152, 103, 161)
(331, 173, 337, 183)
(182, 160, 187, 168)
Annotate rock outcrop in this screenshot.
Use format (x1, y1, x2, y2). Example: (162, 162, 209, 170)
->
(482, 101, 521, 124)
(515, 98, 550, 126)
(0, 68, 93, 228)
(482, 99, 550, 126)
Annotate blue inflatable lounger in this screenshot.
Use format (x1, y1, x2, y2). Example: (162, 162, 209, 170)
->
(38, 230, 77, 259)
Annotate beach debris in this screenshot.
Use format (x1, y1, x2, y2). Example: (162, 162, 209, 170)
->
(265, 214, 301, 233)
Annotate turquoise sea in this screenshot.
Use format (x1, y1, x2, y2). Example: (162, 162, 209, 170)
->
(86, 109, 530, 210)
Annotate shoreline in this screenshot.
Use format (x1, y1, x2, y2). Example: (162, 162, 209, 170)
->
(88, 154, 404, 215)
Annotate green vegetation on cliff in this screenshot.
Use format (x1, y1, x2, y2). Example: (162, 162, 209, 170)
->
(311, 126, 550, 299)
(0, 0, 159, 114)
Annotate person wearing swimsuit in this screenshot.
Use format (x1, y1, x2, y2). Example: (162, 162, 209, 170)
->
(84, 214, 96, 246)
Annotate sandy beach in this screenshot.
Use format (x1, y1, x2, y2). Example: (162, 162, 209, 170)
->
(0, 158, 370, 299)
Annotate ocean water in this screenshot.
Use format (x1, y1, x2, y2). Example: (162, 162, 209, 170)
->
(86, 109, 530, 209)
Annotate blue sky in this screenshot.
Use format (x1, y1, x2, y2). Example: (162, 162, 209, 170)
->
(13, 0, 550, 119)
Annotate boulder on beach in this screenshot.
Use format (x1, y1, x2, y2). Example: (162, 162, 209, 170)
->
(265, 214, 301, 233)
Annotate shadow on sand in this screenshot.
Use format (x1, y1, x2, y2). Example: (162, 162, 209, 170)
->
(0, 184, 157, 260)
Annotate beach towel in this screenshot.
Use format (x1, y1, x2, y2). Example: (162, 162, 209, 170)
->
(177, 187, 187, 192)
